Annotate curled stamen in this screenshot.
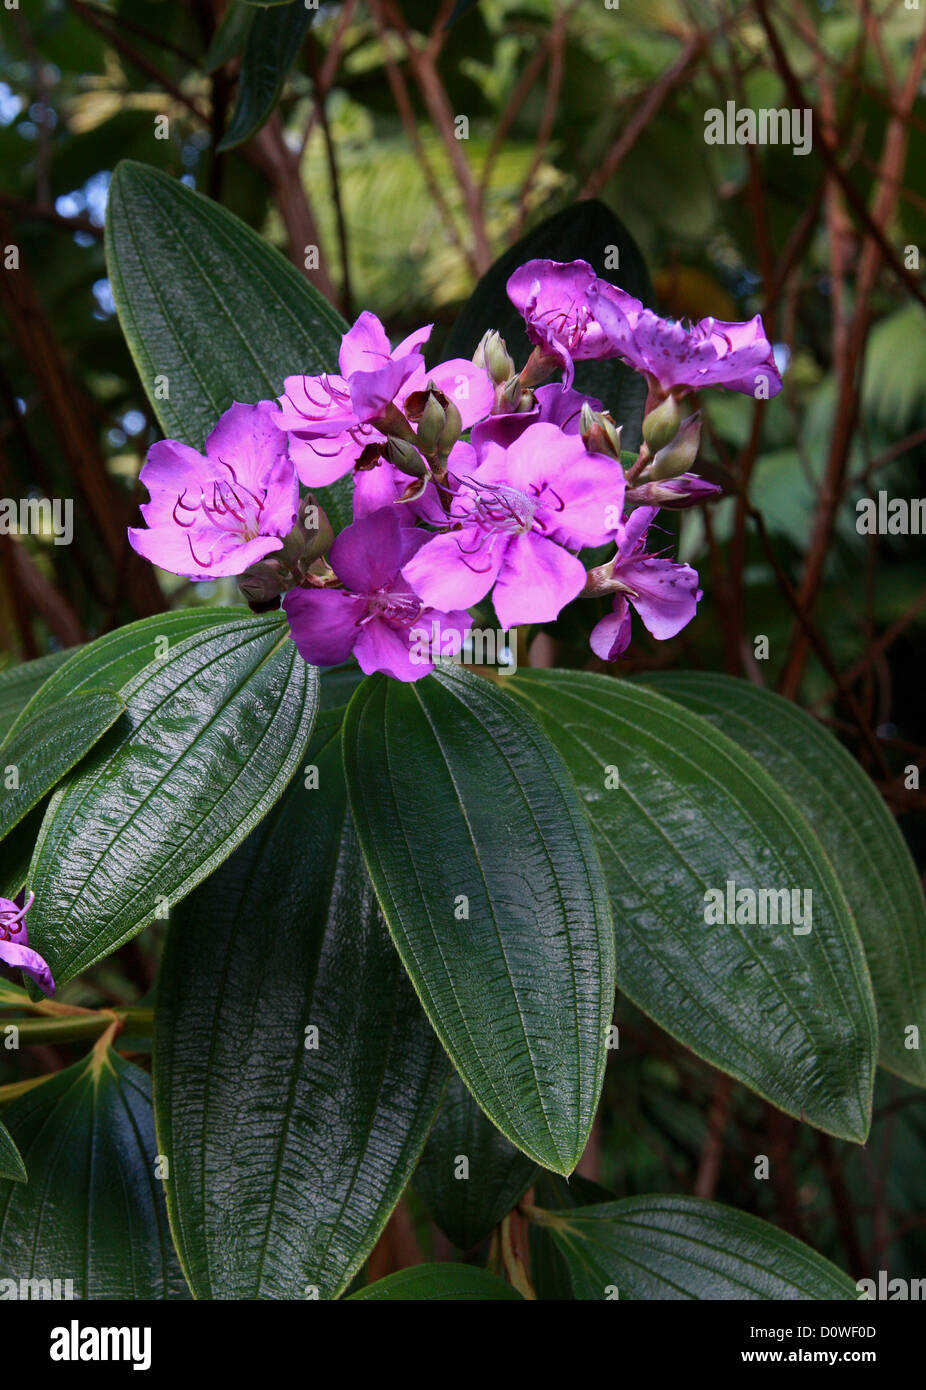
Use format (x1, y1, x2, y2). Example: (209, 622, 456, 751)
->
(0, 890, 34, 942)
(186, 533, 217, 570)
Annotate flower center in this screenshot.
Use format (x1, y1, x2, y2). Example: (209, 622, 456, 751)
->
(360, 589, 423, 628)
(173, 460, 269, 568)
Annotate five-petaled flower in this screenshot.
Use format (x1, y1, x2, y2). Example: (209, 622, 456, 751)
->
(128, 401, 298, 580)
(0, 892, 54, 997)
(401, 422, 624, 631)
(283, 507, 470, 682)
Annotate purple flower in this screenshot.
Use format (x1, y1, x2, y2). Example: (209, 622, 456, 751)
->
(274, 312, 493, 487)
(128, 401, 298, 580)
(507, 258, 642, 386)
(0, 892, 54, 997)
(587, 287, 782, 399)
(401, 422, 624, 631)
(589, 506, 701, 661)
(283, 507, 470, 682)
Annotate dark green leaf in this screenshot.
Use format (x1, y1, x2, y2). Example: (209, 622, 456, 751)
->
(640, 672, 926, 1089)
(413, 1073, 538, 1249)
(154, 713, 448, 1299)
(0, 649, 73, 743)
(348, 1263, 523, 1300)
(218, 4, 314, 152)
(203, 0, 255, 71)
(0, 1120, 26, 1183)
(529, 1194, 858, 1300)
(507, 670, 878, 1142)
(105, 161, 352, 531)
(0, 1048, 187, 1297)
(202, 0, 254, 71)
(442, 200, 652, 448)
(342, 665, 615, 1175)
(27, 611, 317, 984)
(0, 690, 124, 842)
(528, 1170, 614, 1299)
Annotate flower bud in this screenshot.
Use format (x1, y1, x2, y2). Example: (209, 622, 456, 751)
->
(436, 397, 463, 456)
(648, 412, 702, 480)
(580, 403, 623, 461)
(626, 473, 721, 509)
(411, 391, 448, 454)
(238, 559, 284, 605)
(474, 330, 515, 386)
(641, 393, 682, 452)
(497, 375, 534, 413)
(386, 436, 428, 478)
(298, 494, 334, 563)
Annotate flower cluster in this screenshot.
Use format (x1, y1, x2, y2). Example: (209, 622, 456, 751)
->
(129, 259, 784, 681)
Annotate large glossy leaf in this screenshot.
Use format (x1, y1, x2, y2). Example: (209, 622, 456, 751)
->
(219, 3, 315, 151)
(528, 1195, 858, 1300)
(413, 1073, 538, 1249)
(0, 690, 124, 842)
(342, 665, 615, 1175)
(105, 161, 352, 531)
(0, 649, 72, 742)
(507, 670, 878, 1142)
(442, 200, 652, 448)
(0, 1120, 26, 1183)
(27, 610, 317, 984)
(641, 672, 926, 1089)
(0, 1048, 187, 1297)
(154, 713, 448, 1300)
(348, 1264, 522, 1301)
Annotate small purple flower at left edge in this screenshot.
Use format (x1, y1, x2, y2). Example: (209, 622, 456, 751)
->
(128, 401, 298, 580)
(0, 892, 54, 996)
(507, 258, 643, 387)
(282, 507, 471, 682)
(589, 506, 701, 661)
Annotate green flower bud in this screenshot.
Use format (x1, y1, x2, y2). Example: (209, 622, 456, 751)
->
(641, 393, 682, 452)
(474, 330, 515, 386)
(648, 412, 702, 480)
(412, 391, 447, 454)
(298, 494, 334, 564)
(580, 403, 623, 461)
(386, 436, 428, 478)
(238, 560, 283, 605)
